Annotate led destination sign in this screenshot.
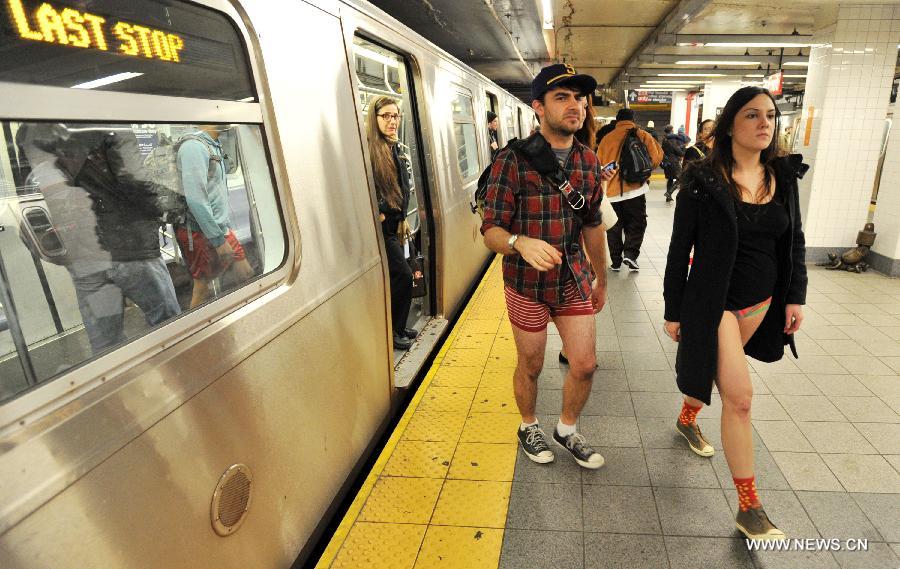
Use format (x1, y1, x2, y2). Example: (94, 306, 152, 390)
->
(6, 0, 185, 62)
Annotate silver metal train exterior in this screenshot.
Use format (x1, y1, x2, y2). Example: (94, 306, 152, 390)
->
(0, 0, 532, 565)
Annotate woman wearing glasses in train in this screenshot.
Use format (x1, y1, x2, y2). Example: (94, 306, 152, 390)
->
(663, 87, 808, 541)
(367, 96, 416, 351)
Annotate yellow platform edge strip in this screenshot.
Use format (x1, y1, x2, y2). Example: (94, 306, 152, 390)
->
(315, 256, 502, 568)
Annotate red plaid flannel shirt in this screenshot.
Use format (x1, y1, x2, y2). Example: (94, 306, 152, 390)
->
(480, 137, 604, 305)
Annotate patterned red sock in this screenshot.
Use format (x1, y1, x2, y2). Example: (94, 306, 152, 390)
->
(733, 476, 761, 512)
(678, 401, 702, 426)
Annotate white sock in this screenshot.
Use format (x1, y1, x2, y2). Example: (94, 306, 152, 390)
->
(556, 420, 576, 437)
(520, 419, 539, 431)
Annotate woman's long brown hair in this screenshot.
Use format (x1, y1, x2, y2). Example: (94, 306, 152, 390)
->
(366, 96, 402, 210)
(705, 86, 781, 202)
(575, 94, 597, 150)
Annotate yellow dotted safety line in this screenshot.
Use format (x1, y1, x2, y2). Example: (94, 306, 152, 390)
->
(316, 256, 517, 569)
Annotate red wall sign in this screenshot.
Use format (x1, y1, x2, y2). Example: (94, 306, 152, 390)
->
(764, 71, 784, 96)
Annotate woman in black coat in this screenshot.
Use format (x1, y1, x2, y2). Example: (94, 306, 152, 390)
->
(662, 87, 808, 541)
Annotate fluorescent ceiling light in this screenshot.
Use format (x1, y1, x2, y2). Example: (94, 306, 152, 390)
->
(659, 73, 727, 77)
(542, 0, 554, 29)
(783, 62, 809, 66)
(72, 72, 143, 90)
(644, 80, 699, 84)
(354, 46, 399, 68)
(237, 96, 255, 103)
(675, 60, 761, 65)
(680, 42, 814, 48)
(636, 88, 686, 92)
(784, 74, 807, 78)
(744, 74, 765, 77)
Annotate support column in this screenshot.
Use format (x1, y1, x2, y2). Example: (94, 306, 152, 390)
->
(796, 4, 900, 264)
(872, 105, 900, 275)
(668, 91, 701, 141)
(701, 78, 742, 122)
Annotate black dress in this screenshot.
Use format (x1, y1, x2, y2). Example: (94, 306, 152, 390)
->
(726, 195, 790, 310)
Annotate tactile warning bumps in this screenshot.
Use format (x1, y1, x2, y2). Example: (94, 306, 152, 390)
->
(431, 366, 483, 388)
(460, 413, 521, 444)
(358, 477, 443, 524)
(383, 439, 456, 479)
(402, 411, 467, 442)
(416, 387, 476, 415)
(430, 480, 512, 528)
(447, 442, 517, 481)
(332, 522, 426, 569)
(470, 386, 518, 414)
(414, 526, 504, 569)
(440, 348, 491, 368)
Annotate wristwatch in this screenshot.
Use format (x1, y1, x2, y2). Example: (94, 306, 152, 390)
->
(507, 234, 520, 254)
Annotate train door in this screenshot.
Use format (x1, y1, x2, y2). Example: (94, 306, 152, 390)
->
(350, 37, 435, 370)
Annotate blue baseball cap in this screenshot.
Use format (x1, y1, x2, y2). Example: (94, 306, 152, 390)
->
(531, 63, 597, 101)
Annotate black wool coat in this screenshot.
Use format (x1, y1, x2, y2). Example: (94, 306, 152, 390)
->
(663, 154, 809, 405)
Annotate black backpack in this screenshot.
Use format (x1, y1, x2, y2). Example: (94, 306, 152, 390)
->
(618, 128, 653, 184)
(472, 137, 518, 219)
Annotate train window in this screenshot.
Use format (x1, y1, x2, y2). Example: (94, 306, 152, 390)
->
(505, 107, 516, 140)
(518, 107, 527, 139)
(452, 91, 480, 181)
(0, 121, 285, 402)
(0, 0, 255, 101)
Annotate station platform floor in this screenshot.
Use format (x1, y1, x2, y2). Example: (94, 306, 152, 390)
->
(316, 186, 900, 569)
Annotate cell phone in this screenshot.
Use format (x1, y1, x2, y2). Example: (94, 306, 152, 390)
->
(601, 160, 617, 173)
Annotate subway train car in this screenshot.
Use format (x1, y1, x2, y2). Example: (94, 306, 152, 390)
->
(0, 0, 533, 565)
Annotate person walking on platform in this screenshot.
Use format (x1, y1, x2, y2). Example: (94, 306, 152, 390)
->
(366, 96, 417, 351)
(481, 63, 614, 470)
(662, 86, 808, 541)
(662, 124, 686, 202)
(683, 119, 715, 167)
(597, 108, 664, 271)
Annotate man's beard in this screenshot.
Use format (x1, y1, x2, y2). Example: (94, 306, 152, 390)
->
(545, 114, 580, 136)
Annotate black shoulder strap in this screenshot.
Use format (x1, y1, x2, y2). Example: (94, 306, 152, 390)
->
(511, 133, 586, 215)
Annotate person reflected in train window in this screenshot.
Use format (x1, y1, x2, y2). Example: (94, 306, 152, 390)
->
(481, 64, 616, 471)
(366, 96, 416, 351)
(663, 87, 807, 541)
(176, 125, 255, 308)
(19, 122, 181, 354)
(487, 111, 500, 158)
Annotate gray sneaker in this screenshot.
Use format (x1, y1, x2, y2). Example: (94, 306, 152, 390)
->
(676, 420, 715, 457)
(517, 424, 554, 464)
(736, 506, 785, 541)
(553, 429, 605, 469)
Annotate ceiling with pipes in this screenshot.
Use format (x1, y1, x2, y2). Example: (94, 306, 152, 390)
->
(371, 0, 900, 102)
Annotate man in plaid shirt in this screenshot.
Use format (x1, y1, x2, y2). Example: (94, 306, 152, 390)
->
(481, 63, 615, 470)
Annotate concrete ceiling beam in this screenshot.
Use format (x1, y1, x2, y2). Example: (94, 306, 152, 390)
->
(611, 0, 711, 86)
